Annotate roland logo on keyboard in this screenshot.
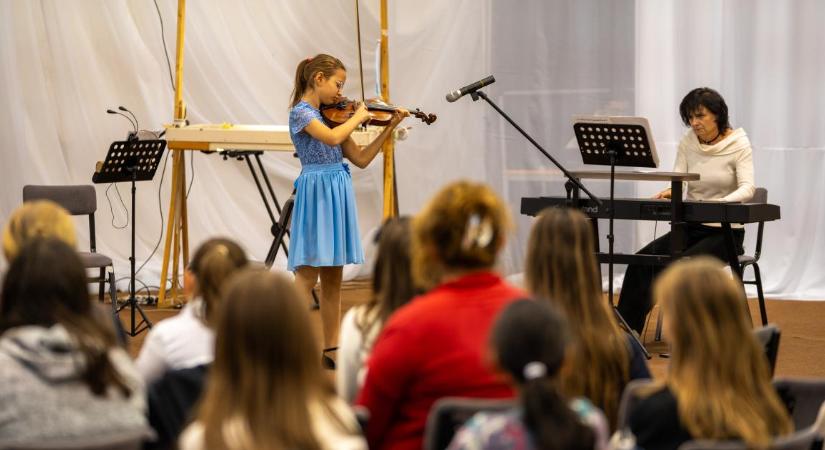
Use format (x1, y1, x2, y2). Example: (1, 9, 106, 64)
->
(583, 205, 601, 215)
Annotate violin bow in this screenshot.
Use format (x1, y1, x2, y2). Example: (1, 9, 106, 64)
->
(354, 0, 399, 218)
(355, 0, 367, 106)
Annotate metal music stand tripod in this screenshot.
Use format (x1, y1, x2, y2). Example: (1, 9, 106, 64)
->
(571, 116, 659, 356)
(93, 139, 166, 336)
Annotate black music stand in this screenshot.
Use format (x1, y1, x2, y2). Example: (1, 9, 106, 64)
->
(573, 116, 659, 353)
(93, 139, 166, 336)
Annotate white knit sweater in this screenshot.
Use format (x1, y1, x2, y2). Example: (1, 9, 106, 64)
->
(674, 127, 755, 203)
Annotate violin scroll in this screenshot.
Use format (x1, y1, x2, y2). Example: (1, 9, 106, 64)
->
(410, 108, 437, 125)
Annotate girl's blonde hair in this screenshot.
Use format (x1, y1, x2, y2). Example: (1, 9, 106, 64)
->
(195, 270, 356, 450)
(524, 207, 629, 428)
(289, 54, 346, 108)
(655, 257, 792, 445)
(411, 181, 510, 289)
(3, 200, 77, 261)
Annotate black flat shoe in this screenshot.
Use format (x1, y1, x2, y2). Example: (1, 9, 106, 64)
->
(322, 347, 338, 370)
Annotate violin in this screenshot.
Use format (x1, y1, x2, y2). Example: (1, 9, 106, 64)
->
(321, 97, 436, 127)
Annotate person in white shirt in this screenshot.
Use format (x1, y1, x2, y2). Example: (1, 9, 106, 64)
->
(135, 238, 248, 384)
(617, 87, 755, 334)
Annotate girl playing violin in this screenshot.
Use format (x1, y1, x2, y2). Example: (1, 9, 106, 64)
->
(288, 53, 408, 369)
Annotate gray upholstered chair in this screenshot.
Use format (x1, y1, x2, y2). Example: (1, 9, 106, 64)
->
(0, 428, 152, 450)
(678, 426, 819, 450)
(754, 324, 781, 376)
(22, 185, 113, 302)
(423, 397, 517, 450)
(774, 377, 825, 431)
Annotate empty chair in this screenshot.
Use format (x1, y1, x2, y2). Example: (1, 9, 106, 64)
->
(23, 185, 113, 301)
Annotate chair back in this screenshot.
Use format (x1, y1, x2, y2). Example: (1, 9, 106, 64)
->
(751, 187, 768, 204)
(773, 377, 825, 430)
(0, 429, 152, 450)
(753, 324, 781, 376)
(678, 426, 818, 450)
(616, 379, 655, 431)
(23, 184, 99, 252)
(423, 397, 516, 450)
(23, 185, 97, 216)
(750, 188, 768, 258)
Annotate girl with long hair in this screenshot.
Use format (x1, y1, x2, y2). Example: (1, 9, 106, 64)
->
(629, 257, 792, 449)
(287, 53, 409, 368)
(136, 237, 248, 383)
(525, 207, 650, 428)
(0, 238, 149, 442)
(449, 300, 608, 450)
(336, 216, 419, 403)
(356, 180, 525, 450)
(179, 270, 366, 450)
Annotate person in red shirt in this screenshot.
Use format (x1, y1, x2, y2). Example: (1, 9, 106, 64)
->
(356, 180, 526, 450)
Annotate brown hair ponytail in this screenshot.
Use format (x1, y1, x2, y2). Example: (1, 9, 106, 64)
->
(492, 300, 595, 450)
(289, 54, 346, 108)
(188, 238, 248, 327)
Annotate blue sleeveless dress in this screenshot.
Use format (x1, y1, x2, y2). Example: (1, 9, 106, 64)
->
(287, 101, 364, 270)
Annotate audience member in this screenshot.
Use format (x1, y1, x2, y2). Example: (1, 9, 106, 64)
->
(178, 270, 366, 450)
(337, 217, 418, 403)
(356, 180, 525, 450)
(628, 257, 792, 449)
(2, 200, 76, 261)
(145, 364, 209, 450)
(525, 207, 650, 428)
(449, 300, 608, 450)
(136, 238, 247, 384)
(0, 238, 149, 443)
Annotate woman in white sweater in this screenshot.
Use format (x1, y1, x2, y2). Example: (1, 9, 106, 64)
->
(617, 87, 755, 334)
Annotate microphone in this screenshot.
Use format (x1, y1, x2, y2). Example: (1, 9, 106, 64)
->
(445, 75, 495, 103)
(118, 106, 140, 132)
(107, 108, 138, 141)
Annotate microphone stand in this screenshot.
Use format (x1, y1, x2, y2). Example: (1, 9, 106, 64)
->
(471, 90, 650, 358)
(471, 90, 602, 207)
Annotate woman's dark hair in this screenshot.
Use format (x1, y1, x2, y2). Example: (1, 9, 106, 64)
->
(361, 217, 419, 330)
(491, 300, 595, 450)
(679, 87, 730, 132)
(0, 238, 131, 397)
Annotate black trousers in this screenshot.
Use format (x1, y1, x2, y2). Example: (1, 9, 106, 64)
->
(616, 224, 745, 334)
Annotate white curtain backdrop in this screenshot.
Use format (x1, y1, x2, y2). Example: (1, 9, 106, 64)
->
(635, 0, 825, 299)
(1, 0, 822, 299)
